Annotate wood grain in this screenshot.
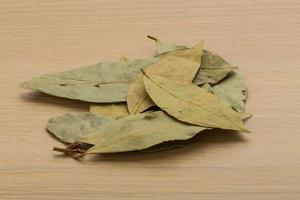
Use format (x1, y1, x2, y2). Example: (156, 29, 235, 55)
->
(1, 0, 300, 199)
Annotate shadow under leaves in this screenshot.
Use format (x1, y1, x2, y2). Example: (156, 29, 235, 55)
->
(20, 91, 90, 111)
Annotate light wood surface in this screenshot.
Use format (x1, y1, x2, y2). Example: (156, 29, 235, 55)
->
(1, 0, 300, 199)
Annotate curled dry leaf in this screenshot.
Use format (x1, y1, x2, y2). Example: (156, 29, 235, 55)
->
(47, 113, 112, 143)
(21, 58, 157, 103)
(127, 41, 204, 114)
(90, 103, 129, 119)
(78, 111, 208, 154)
(143, 73, 249, 132)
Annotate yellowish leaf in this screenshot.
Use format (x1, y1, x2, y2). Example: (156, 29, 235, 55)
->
(143, 74, 249, 132)
(90, 103, 129, 119)
(148, 37, 235, 85)
(127, 41, 204, 114)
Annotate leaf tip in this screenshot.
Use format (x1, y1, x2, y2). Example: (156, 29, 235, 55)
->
(240, 127, 251, 133)
(241, 113, 253, 121)
(140, 69, 148, 77)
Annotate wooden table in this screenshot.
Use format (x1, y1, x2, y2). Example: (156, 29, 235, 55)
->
(1, 0, 300, 199)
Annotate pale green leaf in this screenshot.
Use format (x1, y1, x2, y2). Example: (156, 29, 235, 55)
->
(79, 111, 207, 154)
(193, 50, 236, 85)
(21, 58, 157, 103)
(210, 69, 247, 113)
(47, 112, 112, 143)
(199, 69, 247, 113)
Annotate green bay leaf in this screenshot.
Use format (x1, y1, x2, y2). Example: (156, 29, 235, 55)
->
(47, 112, 112, 143)
(79, 111, 207, 154)
(21, 58, 157, 103)
(210, 69, 247, 113)
(201, 69, 247, 113)
(193, 50, 236, 85)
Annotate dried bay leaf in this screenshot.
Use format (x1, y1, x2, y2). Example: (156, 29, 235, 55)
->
(127, 41, 204, 114)
(149, 38, 247, 113)
(144, 112, 252, 153)
(21, 58, 157, 103)
(143, 73, 249, 132)
(149, 37, 235, 85)
(78, 111, 208, 154)
(199, 69, 247, 113)
(193, 50, 236, 85)
(47, 113, 112, 143)
(167, 49, 235, 85)
(90, 103, 129, 119)
(209, 69, 247, 113)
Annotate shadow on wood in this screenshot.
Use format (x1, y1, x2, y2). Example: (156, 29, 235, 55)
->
(20, 91, 90, 111)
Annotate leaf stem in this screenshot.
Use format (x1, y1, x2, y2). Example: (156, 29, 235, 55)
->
(147, 35, 158, 41)
(53, 147, 74, 153)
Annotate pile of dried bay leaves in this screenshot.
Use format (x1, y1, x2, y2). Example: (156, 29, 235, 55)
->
(21, 36, 251, 158)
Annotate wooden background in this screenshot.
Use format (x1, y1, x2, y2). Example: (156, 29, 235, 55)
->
(1, 0, 300, 199)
